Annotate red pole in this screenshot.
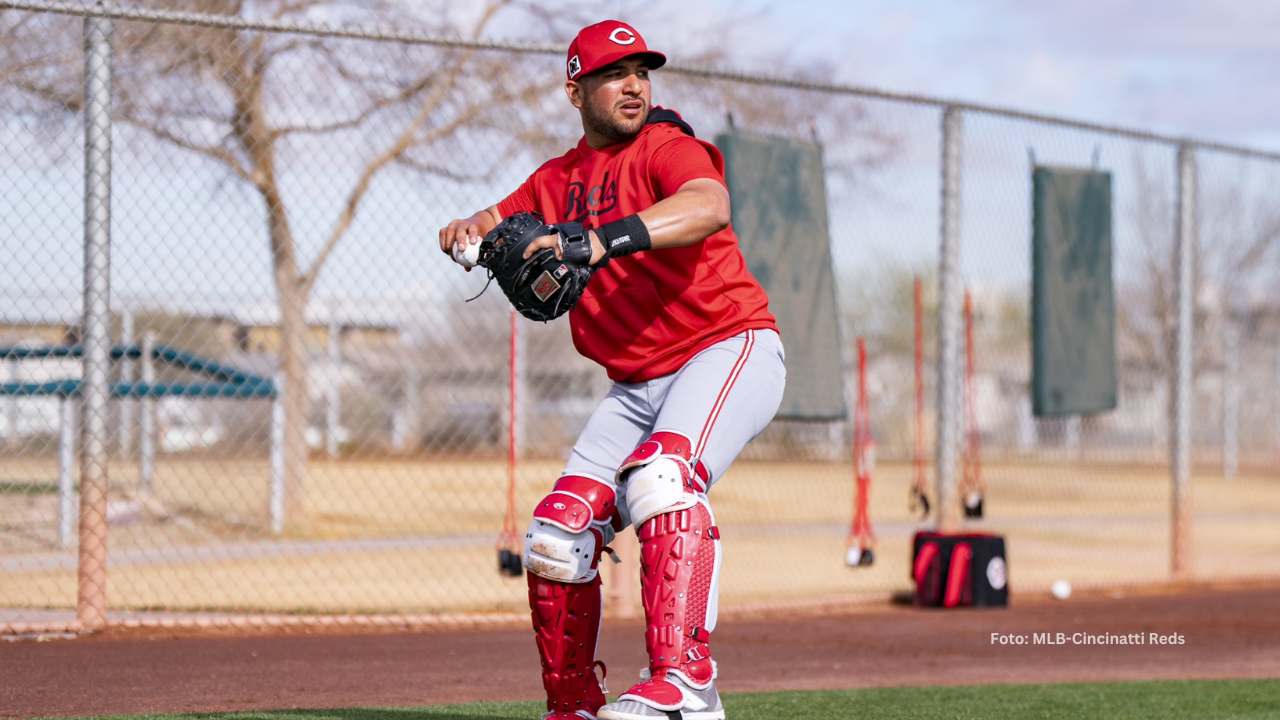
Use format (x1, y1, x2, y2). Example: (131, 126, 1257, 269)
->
(857, 337, 869, 460)
(501, 310, 518, 549)
(962, 290, 984, 512)
(848, 337, 859, 550)
(968, 292, 982, 489)
(911, 276, 930, 519)
(847, 337, 875, 565)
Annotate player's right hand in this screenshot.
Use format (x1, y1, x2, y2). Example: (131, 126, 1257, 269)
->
(439, 218, 483, 256)
(439, 218, 485, 272)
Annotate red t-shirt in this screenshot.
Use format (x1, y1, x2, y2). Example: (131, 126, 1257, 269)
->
(497, 112, 777, 383)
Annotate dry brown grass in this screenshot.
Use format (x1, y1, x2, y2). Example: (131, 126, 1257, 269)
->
(2, 457, 1277, 617)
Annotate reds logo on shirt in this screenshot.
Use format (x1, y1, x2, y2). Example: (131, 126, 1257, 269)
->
(564, 171, 619, 223)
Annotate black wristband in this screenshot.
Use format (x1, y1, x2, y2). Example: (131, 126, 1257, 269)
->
(597, 215, 651, 265)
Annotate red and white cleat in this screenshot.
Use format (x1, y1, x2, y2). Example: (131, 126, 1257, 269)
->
(597, 666, 724, 720)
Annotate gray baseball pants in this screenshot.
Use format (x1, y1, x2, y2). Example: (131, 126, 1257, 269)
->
(562, 328, 786, 528)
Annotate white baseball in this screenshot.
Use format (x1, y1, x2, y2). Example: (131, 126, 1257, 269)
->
(844, 546, 862, 568)
(452, 238, 481, 269)
(1051, 579, 1072, 600)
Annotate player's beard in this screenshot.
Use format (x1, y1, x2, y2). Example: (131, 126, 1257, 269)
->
(583, 96, 647, 145)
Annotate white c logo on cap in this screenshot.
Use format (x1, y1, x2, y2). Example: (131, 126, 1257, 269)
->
(608, 27, 636, 45)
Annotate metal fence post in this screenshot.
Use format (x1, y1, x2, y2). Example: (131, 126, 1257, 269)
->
(58, 397, 78, 549)
(1222, 315, 1239, 480)
(1065, 416, 1082, 458)
(77, 6, 114, 631)
(393, 360, 419, 452)
(1016, 397, 1037, 451)
(271, 372, 286, 535)
(1171, 143, 1197, 579)
(325, 317, 341, 459)
(935, 105, 964, 531)
(118, 308, 133, 459)
(3, 357, 15, 448)
(140, 332, 156, 493)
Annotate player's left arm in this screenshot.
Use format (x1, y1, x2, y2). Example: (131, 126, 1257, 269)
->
(521, 178, 729, 264)
(631, 178, 730, 251)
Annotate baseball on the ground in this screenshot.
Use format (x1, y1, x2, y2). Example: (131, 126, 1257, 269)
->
(1051, 579, 1072, 600)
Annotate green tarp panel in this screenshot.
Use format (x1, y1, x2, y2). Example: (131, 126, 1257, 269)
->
(1031, 165, 1117, 417)
(717, 132, 846, 420)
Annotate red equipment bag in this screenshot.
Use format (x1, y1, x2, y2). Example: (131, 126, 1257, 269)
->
(911, 531, 1008, 608)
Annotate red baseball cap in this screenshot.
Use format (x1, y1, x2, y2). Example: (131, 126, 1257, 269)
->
(566, 20, 666, 81)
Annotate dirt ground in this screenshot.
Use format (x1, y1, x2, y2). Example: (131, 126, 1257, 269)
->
(2, 584, 1278, 718)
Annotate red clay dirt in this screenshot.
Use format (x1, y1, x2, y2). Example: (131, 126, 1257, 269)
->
(2, 585, 1278, 718)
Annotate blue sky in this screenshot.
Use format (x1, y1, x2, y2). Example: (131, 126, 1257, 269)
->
(6, 1, 1278, 322)
(623, 0, 1280, 151)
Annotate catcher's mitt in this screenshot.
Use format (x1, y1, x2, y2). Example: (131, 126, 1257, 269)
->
(471, 212, 594, 322)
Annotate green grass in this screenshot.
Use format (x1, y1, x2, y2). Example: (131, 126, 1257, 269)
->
(58, 679, 1280, 720)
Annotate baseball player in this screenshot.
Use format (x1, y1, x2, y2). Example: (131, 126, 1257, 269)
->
(438, 20, 785, 720)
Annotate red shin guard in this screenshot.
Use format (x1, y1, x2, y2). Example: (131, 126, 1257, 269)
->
(632, 500, 720, 696)
(528, 572, 606, 717)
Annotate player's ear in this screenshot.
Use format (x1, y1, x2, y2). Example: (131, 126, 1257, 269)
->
(565, 80, 584, 109)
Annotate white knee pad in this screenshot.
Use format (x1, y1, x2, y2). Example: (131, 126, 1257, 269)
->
(617, 432, 709, 527)
(624, 455, 698, 526)
(522, 475, 620, 583)
(523, 519, 605, 583)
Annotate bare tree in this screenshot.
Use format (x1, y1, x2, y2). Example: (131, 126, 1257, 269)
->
(1118, 151, 1280, 419)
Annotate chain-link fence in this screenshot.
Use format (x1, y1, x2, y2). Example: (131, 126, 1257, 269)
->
(2, 1, 1278, 634)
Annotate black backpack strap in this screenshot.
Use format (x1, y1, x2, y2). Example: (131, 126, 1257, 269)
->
(645, 106, 695, 137)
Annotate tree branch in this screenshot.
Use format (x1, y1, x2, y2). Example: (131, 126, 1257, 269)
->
(7, 77, 79, 113)
(298, 0, 511, 295)
(299, 90, 481, 295)
(270, 68, 435, 140)
(394, 138, 514, 183)
(1233, 213, 1280, 274)
(117, 108, 254, 182)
